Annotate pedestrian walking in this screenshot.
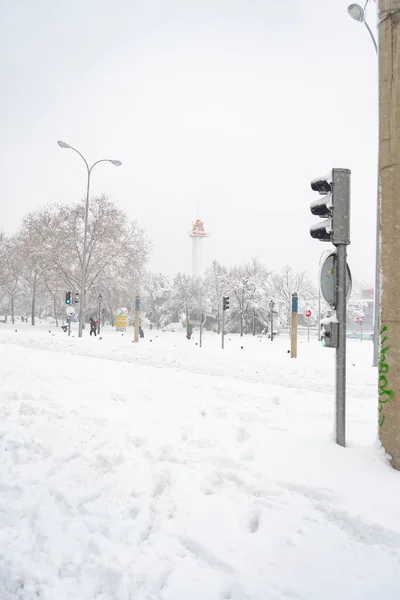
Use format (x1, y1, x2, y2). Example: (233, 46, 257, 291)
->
(89, 317, 98, 337)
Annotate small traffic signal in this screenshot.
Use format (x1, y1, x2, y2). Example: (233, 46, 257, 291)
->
(321, 318, 339, 348)
(310, 168, 351, 246)
(65, 291, 71, 305)
(74, 292, 79, 304)
(223, 296, 230, 311)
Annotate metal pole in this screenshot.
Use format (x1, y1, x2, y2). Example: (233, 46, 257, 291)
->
(134, 296, 140, 343)
(58, 143, 121, 338)
(221, 303, 225, 350)
(290, 293, 298, 358)
(364, 20, 378, 53)
(78, 169, 91, 338)
(336, 244, 347, 447)
(270, 309, 274, 341)
(307, 322, 310, 342)
(98, 299, 101, 335)
(200, 318, 203, 347)
(68, 318, 71, 337)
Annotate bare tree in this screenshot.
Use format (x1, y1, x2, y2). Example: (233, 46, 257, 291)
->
(204, 260, 227, 333)
(17, 195, 150, 326)
(0, 234, 22, 323)
(269, 265, 315, 326)
(170, 273, 202, 323)
(143, 273, 173, 329)
(223, 258, 269, 336)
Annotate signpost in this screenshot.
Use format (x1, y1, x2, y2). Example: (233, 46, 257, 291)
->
(115, 315, 127, 331)
(134, 297, 140, 343)
(355, 316, 364, 341)
(291, 293, 298, 358)
(66, 306, 75, 337)
(198, 313, 206, 347)
(320, 251, 352, 309)
(305, 309, 312, 342)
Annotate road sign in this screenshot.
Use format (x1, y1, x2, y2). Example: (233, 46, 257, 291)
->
(320, 251, 352, 309)
(115, 315, 127, 331)
(355, 316, 360, 324)
(291, 293, 298, 313)
(66, 306, 75, 317)
(305, 310, 312, 318)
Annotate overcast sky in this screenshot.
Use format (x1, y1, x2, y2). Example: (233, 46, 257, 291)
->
(0, 0, 378, 286)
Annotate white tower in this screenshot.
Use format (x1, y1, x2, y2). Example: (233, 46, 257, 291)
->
(189, 217, 209, 278)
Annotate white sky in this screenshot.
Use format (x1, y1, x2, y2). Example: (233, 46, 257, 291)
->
(0, 0, 378, 286)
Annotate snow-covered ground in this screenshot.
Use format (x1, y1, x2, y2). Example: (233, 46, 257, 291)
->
(0, 322, 399, 600)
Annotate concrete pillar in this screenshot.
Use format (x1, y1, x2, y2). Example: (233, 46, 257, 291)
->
(378, 0, 400, 469)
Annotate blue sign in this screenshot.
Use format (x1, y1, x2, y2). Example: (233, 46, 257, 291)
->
(135, 298, 140, 311)
(291, 294, 298, 313)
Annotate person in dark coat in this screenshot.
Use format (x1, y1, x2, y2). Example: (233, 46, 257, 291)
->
(186, 321, 193, 340)
(139, 326, 144, 338)
(89, 317, 98, 336)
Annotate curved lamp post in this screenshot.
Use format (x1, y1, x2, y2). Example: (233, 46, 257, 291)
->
(57, 141, 121, 337)
(348, 4, 378, 52)
(347, 4, 379, 367)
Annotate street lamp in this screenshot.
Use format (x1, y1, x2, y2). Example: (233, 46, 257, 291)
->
(57, 141, 121, 338)
(347, 5, 379, 367)
(348, 4, 378, 52)
(98, 294, 103, 335)
(269, 300, 275, 341)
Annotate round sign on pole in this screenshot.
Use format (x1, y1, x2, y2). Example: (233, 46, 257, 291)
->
(320, 252, 352, 309)
(198, 313, 207, 325)
(305, 309, 312, 318)
(355, 316, 360, 324)
(66, 306, 75, 317)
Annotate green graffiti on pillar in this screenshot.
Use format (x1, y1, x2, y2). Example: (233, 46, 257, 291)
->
(378, 325, 395, 428)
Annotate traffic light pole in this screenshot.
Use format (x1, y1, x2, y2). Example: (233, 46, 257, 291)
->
(310, 167, 351, 448)
(336, 243, 347, 447)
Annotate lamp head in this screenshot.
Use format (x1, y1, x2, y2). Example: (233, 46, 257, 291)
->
(348, 4, 365, 22)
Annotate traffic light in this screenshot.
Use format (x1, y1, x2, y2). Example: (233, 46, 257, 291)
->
(310, 168, 351, 246)
(65, 291, 71, 305)
(74, 292, 79, 304)
(321, 318, 339, 348)
(223, 296, 230, 311)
